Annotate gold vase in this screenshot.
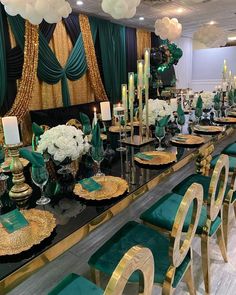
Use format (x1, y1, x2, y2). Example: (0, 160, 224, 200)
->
(7, 143, 32, 209)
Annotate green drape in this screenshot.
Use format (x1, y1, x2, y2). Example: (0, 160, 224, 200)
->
(0, 5, 7, 109)
(8, 15, 87, 107)
(91, 18, 127, 104)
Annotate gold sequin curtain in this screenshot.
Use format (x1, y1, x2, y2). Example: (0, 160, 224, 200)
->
(136, 29, 151, 59)
(79, 14, 108, 101)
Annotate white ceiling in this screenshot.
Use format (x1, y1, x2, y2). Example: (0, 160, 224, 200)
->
(69, 0, 236, 38)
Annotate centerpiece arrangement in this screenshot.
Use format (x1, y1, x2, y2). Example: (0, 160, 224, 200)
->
(37, 125, 90, 167)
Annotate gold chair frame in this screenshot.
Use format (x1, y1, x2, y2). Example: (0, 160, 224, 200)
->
(92, 183, 203, 295)
(144, 154, 229, 294)
(104, 245, 154, 295)
(66, 119, 82, 130)
(221, 166, 236, 251)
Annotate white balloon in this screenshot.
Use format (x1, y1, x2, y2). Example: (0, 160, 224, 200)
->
(35, 0, 48, 15)
(101, 0, 113, 14)
(171, 18, 178, 24)
(4, 5, 18, 16)
(113, 0, 128, 18)
(125, 7, 136, 19)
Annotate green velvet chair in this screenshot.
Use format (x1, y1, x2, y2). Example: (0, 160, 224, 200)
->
(222, 142, 236, 156)
(48, 246, 154, 295)
(140, 154, 229, 295)
(89, 183, 203, 295)
(210, 154, 236, 250)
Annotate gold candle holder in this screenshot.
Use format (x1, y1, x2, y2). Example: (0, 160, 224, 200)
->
(7, 143, 32, 209)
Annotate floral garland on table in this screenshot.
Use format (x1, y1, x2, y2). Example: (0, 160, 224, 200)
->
(193, 92, 214, 110)
(37, 125, 90, 163)
(143, 99, 174, 126)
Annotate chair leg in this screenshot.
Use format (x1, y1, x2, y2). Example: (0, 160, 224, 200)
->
(201, 234, 210, 295)
(184, 261, 196, 295)
(216, 223, 228, 263)
(222, 203, 230, 252)
(91, 268, 102, 287)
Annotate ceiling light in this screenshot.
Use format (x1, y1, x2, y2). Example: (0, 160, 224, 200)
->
(76, 1, 84, 5)
(208, 21, 217, 25)
(176, 8, 184, 14)
(228, 36, 236, 41)
(139, 16, 145, 21)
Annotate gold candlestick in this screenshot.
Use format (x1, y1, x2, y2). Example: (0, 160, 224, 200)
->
(7, 143, 32, 208)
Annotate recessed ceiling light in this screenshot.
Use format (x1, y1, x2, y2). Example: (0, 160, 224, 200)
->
(176, 8, 184, 14)
(76, 1, 83, 5)
(208, 21, 217, 25)
(139, 17, 144, 21)
(228, 36, 236, 41)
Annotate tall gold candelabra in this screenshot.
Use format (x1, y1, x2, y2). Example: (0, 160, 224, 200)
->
(7, 143, 32, 208)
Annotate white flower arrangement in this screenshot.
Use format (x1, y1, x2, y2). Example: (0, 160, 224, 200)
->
(193, 92, 214, 109)
(37, 125, 90, 163)
(143, 99, 175, 126)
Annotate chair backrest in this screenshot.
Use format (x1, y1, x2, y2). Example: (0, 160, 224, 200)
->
(104, 245, 154, 295)
(66, 119, 82, 130)
(208, 154, 229, 221)
(169, 183, 203, 269)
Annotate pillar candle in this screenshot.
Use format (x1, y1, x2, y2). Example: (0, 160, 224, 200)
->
(121, 84, 128, 123)
(93, 107, 98, 125)
(128, 72, 135, 140)
(2, 116, 20, 145)
(100, 101, 111, 121)
(144, 48, 150, 77)
(137, 60, 144, 88)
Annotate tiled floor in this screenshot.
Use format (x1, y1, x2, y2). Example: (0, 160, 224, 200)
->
(7, 136, 236, 295)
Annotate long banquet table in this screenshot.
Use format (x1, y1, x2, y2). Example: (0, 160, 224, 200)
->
(0, 126, 236, 294)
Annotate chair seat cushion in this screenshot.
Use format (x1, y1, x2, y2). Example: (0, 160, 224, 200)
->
(48, 273, 103, 295)
(140, 193, 221, 237)
(211, 154, 236, 172)
(88, 221, 190, 288)
(223, 143, 236, 156)
(172, 174, 211, 201)
(172, 173, 232, 202)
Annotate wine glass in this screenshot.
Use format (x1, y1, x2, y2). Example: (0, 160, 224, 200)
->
(91, 145, 105, 177)
(155, 126, 165, 151)
(31, 166, 50, 205)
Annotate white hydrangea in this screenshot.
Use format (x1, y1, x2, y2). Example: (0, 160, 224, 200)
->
(192, 92, 214, 109)
(37, 125, 90, 163)
(143, 99, 175, 126)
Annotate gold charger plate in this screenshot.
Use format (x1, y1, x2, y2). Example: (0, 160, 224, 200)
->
(171, 134, 205, 146)
(74, 176, 128, 201)
(0, 209, 56, 256)
(193, 125, 224, 135)
(134, 151, 176, 166)
(228, 111, 236, 118)
(213, 117, 236, 124)
(109, 125, 131, 133)
(1, 157, 29, 172)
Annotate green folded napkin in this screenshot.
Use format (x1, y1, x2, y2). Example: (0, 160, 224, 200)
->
(32, 122, 44, 136)
(228, 89, 234, 106)
(234, 89, 236, 103)
(155, 126, 165, 138)
(19, 148, 45, 167)
(213, 93, 221, 111)
(177, 104, 185, 126)
(156, 115, 170, 127)
(172, 136, 187, 142)
(135, 153, 154, 161)
(0, 209, 29, 234)
(0, 146, 5, 164)
(78, 178, 102, 192)
(195, 95, 203, 118)
(80, 112, 92, 135)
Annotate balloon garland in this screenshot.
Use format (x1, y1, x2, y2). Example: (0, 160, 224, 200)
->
(150, 42, 183, 73)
